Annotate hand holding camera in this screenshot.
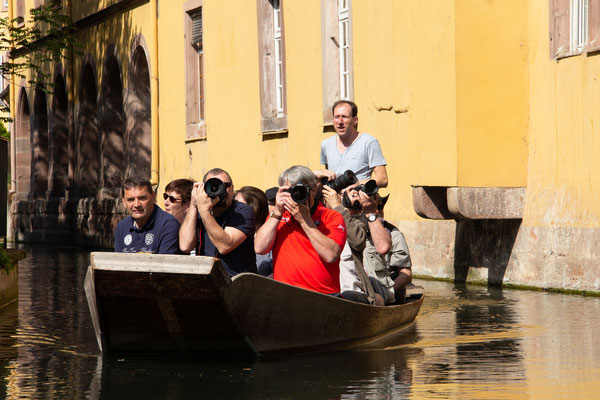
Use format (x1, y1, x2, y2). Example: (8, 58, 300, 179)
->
(195, 178, 226, 213)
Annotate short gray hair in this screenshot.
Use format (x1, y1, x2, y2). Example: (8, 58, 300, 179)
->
(278, 165, 318, 189)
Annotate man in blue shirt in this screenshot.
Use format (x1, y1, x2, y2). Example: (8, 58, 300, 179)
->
(179, 168, 257, 276)
(318, 100, 388, 188)
(114, 176, 180, 254)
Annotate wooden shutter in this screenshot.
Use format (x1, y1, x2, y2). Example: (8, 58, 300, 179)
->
(588, 0, 600, 51)
(190, 9, 203, 49)
(549, 0, 570, 59)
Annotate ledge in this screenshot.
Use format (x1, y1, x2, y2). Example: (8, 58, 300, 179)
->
(412, 186, 525, 220)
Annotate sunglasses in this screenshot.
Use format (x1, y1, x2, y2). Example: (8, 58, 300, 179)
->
(163, 193, 187, 203)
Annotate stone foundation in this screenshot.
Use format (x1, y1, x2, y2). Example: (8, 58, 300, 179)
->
(10, 199, 600, 293)
(0, 249, 27, 308)
(11, 197, 126, 249)
(396, 219, 600, 292)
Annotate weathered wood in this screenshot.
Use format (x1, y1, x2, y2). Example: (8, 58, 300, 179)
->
(87, 252, 423, 355)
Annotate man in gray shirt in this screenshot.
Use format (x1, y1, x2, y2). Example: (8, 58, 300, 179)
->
(318, 100, 388, 188)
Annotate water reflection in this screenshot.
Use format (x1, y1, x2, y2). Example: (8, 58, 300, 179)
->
(2, 245, 600, 399)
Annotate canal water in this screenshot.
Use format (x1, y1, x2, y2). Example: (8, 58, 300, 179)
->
(1, 244, 600, 399)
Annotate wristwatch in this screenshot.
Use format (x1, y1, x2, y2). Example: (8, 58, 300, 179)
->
(366, 213, 377, 222)
(270, 210, 282, 220)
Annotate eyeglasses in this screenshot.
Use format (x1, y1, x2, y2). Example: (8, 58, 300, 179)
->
(163, 193, 187, 203)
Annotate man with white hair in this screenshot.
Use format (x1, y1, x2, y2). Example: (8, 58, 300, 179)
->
(255, 166, 347, 294)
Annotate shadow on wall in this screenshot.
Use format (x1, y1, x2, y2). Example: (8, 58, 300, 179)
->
(453, 219, 522, 286)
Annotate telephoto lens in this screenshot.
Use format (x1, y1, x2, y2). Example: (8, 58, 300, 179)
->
(288, 183, 309, 204)
(204, 178, 226, 199)
(328, 170, 358, 192)
(359, 179, 379, 197)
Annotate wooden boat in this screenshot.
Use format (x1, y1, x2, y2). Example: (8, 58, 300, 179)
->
(84, 252, 424, 355)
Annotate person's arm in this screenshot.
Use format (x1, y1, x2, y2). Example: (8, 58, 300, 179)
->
(393, 268, 413, 291)
(359, 191, 391, 255)
(372, 165, 388, 188)
(334, 205, 367, 252)
(283, 196, 342, 264)
(325, 186, 366, 252)
(157, 218, 181, 254)
(179, 183, 201, 253)
(195, 184, 249, 255)
(255, 186, 288, 254)
(313, 169, 336, 183)
(200, 212, 248, 255)
(366, 137, 388, 188)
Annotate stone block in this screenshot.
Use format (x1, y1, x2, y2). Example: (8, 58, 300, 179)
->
(447, 187, 525, 219)
(411, 186, 453, 220)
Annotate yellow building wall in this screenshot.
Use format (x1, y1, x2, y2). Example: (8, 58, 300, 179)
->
(158, 1, 325, 198)
(455, 0, 529, 187)
(353, 0, 458, 218)
(526, 0, 600, 228)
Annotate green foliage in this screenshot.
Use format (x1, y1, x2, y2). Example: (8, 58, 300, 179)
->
(0, 0, 78, 120)
(0, 120, 8, 139)
(0, 247, 13, 272)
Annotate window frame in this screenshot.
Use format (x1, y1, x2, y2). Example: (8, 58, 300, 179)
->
(321, 0, 354, 125)
(183, 0, 206, 141)
(570, 0, 588, 52)
(549, 0, 600, 59)
(257, 0, 288, 134)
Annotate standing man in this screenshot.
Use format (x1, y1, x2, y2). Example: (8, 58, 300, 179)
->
(319, 100, 388, 188)
(179, 168, 257, 276)
(114, 176, 181, 254)
(255, 166, 346, 294)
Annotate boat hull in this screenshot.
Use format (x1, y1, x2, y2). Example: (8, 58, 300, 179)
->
(85, 252, 423, 355)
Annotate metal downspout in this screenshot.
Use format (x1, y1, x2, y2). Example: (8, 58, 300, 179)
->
(150, 0, 159, 186)
(8, 0, 15, 197)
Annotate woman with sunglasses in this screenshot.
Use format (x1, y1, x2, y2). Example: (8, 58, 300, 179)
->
(163, 179, 194, 224)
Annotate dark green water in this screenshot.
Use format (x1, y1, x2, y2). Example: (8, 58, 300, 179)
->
(1, 244, 600, 399)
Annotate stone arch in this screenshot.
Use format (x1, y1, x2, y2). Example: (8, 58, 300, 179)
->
(32, 85, 49, 199)
(15, 87, 31, 199)
(49, 70, 69, 197)
(76, 61, 100, 196)
(99, 46, 125, 196)
(125, 37, 152, 181)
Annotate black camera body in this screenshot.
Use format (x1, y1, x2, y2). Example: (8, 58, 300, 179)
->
(342, 179, 379, 210)
(204, 178, 227, 200)
(321, 170, 357, 192)
(287, 183, 310, 204)
(358, 179, 379, 197)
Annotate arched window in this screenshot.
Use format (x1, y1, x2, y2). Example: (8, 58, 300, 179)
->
(50, 73, 69, 197)
(125, 44, 151, 181)
(76, 63, 100, 196)
(32, 85, 49, 199)
(15, 88, 31, 198)
(99, 51, 125, 195)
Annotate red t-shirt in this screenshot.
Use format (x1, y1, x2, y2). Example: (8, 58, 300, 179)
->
(272, 203, 347, 294)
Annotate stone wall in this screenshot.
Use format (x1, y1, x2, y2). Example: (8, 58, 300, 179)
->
(11, 198, 126, 249)
(396, 219, 600, 293)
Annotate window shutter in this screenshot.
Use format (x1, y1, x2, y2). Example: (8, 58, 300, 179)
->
(588, 0, 600, 51)
(549, 0, 571, 59)
(190, 10, 203, 48)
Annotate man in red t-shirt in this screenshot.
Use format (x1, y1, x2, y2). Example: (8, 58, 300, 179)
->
(255, 165, 347, 294)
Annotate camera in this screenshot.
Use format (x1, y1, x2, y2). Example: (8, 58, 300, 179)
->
(287, 183, 310, 204)
(321, 170, 357, 192)
(359, 179, 379, 197)
(204, 178, 227, 200)
(341, 179, 379, 210)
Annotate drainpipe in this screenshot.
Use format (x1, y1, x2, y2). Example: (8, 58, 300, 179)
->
(68, 0, 75, 197)
(150, 0, 159, 186)
(8, 0, 15, 197)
